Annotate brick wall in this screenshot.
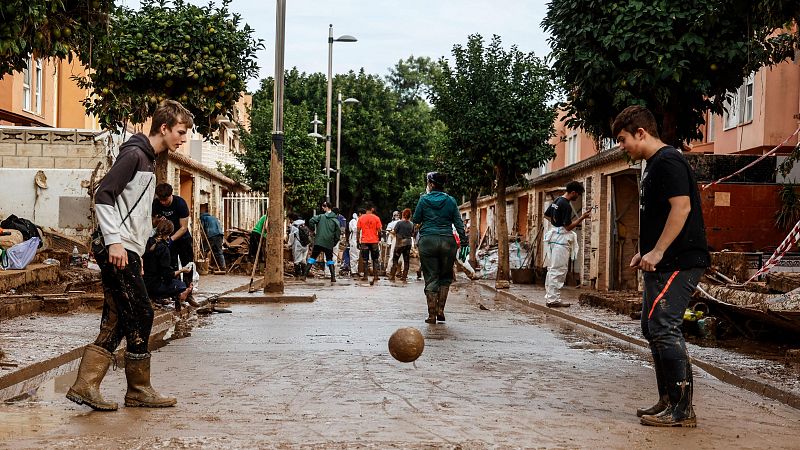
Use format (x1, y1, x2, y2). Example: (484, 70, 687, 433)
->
(0, 127, 106, 169)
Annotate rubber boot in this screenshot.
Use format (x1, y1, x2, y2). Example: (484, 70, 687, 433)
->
(424, 291, 438, 324)
(371, 268, 379, 286)
(124, 352, 177, 408)
(436, 286, 449, 322)
(388, 264, 398, 282)
(299, 263, 307, 281)
(303, 261, 313, 280)
(400, 264, 409, 282)
(329, 264, 336, 282)
(637, 348, 669, 417)
(361, 262, 369, 281)
(640, 379, 695, 427)
(66, 344, 118, 411)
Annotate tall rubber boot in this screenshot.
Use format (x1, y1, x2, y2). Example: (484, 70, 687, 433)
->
(66, 344, 118, 411)
(388, 264, 398, 282)
(299, 263, 307, 281)
(371, 266, 379, 286)
(303, 260, 314, 280)
(640, 379, 696, 427)
(424, 291, 438, 324)
(329, 264, 336, 282)
(124, 352, 177, 408)
(637, 347, 669, 417)
(436, 286, 449, 322)
(361, 262, 369, 281)
(400, 264, 409, 282)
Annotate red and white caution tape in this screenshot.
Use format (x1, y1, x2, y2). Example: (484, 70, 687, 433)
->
(746, 216, 800, 283)
(702, 125, 800, 191)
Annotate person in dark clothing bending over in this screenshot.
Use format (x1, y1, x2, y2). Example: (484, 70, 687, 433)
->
(143, 219, 193, 309)
(613, 105, 709, 428)
(66, 100, 191, 411)
(152, 183, 198, 307)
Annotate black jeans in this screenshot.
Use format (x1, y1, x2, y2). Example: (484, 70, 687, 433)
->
(641, 267, 704, 383)
(392, 244, 411, 268)
(93, 249, 154, 354)
(360, 243, 380, 263)
(418, 234, 457, 293)
(169, 235, 194, 286)
(207, 234, 226, 269)
(308, 245, 334, 266)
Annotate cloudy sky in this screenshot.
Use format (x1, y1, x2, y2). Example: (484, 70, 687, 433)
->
(122, 0, 553, 91)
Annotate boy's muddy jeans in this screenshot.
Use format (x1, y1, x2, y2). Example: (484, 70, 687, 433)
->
(94, 249, 154, 355)
(641, 268, 704, 389)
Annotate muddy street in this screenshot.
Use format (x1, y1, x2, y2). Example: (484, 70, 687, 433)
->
(1, 278, 799, 449)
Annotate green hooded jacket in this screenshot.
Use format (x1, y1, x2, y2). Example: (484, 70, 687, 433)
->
(308, 211, 341, 249)
(412, 190, 467, 242)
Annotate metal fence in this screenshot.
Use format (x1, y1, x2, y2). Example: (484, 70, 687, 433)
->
(222, 192, 268, 232)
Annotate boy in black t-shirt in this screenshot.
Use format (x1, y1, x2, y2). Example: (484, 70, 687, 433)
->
(542, 181, 591, 308)
(152, 183, 198, 307)
(613, 105, 709, 428)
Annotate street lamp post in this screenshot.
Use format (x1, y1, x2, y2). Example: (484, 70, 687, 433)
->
(325, 24, 356, 203)
(335, 92, 359, 208)
(308, 113, 324, 141)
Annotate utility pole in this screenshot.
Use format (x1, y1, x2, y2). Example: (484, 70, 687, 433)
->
(263, 0, 286, 294)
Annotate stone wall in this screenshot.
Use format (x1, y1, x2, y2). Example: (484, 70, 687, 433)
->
(0, 127, 108, 169)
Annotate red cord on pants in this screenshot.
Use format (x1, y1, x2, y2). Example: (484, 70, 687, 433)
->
(648, 271, 680, 319)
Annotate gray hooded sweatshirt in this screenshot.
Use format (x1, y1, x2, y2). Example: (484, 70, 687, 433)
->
(95, 133, 157, 256)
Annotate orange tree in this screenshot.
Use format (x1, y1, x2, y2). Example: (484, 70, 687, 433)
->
(76, 0, 262, 136)
(0, 0, 114, 75)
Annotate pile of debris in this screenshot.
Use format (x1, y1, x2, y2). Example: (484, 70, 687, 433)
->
(697, 255, 800, 337)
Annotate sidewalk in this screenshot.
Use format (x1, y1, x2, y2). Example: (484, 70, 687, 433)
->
(0, 274, 251, 401)
(478, 280, 800, 410)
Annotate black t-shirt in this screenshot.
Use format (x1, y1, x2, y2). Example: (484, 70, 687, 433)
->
(152, 195, 191, 241)
(640, 146, 710, 271)
(544, 196, 573, 227)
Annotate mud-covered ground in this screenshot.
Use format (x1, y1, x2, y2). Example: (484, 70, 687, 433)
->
(1, 278, 798, 449)
(504, 283, 800, 401)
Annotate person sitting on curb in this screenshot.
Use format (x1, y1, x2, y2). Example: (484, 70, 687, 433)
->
(143, 219, 193, 311)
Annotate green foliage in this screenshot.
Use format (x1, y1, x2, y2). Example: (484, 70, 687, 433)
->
(543, 0, 797, 146)
(75, 0, 262, 136)
(775, 183, 800, 229)
(0, 0, 113, 75)
(386, 56, 442, 106)
(238, 79, 326, 214)
(215, 162, 246, 184)
(431, 34, 556, 190)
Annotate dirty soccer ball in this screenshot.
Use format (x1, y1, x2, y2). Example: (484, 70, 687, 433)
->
(388, 327, 425, 363)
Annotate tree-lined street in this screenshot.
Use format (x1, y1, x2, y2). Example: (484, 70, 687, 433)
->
(2, 280, 799, 449)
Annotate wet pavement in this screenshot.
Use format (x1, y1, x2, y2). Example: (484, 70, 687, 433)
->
(1, 277, 799, 449)
(497, 282, 800, 404)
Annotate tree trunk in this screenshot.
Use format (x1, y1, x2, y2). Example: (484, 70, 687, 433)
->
(468, 191, 479, 269)
(494, 165, 510, 289)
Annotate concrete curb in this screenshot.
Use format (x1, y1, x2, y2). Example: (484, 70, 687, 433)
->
(478, 282, 800, 411)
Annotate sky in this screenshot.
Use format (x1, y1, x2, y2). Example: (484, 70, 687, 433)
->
(122, 0, 553, 92)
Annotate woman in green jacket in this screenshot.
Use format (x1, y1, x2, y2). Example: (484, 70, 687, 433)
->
(412, 172, 467, 323)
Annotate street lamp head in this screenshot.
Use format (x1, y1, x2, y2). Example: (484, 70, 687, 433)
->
(335, 35, 357, 43)
(311, 118, 323, 125)
(343, 97, 360, 104)
(308, 132, 324, 139)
